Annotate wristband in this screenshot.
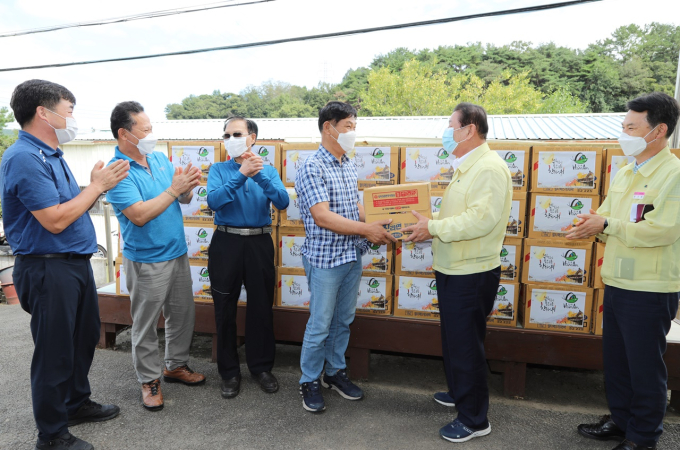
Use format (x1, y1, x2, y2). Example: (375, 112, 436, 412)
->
(164, 189, 178, 199)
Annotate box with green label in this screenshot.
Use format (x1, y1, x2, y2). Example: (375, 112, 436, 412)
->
(356, 273, 393, 316)
(500, 237, 523, 282)
(520, 284, 594, 334)
(487, 282, 520, 328)
(530, 146, 602, 194)
(522, 239, 593, 287)
(528, 193, 600, 241)
(394, 274, 439, 320)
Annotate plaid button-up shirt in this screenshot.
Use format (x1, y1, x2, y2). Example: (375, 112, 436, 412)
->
(295, 145, 368, 269)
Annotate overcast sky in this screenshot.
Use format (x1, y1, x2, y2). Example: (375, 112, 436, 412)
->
(0, 0, 676, 131)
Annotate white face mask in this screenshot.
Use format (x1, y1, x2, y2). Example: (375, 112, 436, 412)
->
(45, 109, 78, 145)
(226, 136, 249, 159)
(129, 131, 157, 155)
(331, 124, 356, 152)
(618, 125, 659, 157)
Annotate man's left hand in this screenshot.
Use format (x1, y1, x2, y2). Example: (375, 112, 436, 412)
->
(565, 209, 606, 240)
(403, 211, 432, 242)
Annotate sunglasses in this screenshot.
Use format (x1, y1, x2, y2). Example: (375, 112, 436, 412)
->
(222, 132, 250, 140)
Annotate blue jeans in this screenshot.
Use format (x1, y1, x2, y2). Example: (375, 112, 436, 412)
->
(299, 248, 362, 384)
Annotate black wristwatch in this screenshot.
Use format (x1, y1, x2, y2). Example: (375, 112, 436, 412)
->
(603, 219, 608, 231)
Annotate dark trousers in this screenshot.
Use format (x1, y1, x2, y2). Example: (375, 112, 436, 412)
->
(603, 285, 679, 447)
(13, 256, 100, 441)
(435, 267, 500, 429)
(208, 231, 276, 379)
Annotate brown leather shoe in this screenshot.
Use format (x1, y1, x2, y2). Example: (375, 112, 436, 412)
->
(163, 365, 206, 386)
(141, 379, 163, 411)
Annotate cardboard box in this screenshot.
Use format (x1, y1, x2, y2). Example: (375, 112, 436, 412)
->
(604, 148, 635, 196)
(356, 273, 393, 316)
(184, 223, 216, 261)
(361, 243, 393, 274)
(531, 146, 602, 194)
(168, 141, 221, 184)
(277, 268, 311, 309)
(270, 205, 279, 226)
(430, 190, 446, 216)
(351, 146, 399, 189)
(281, 144, 318, 187)
(594, 288, 604, 336)
(671, 149, 680, 160)
(487, 282, 520, 328)
(189, 262, 213, 303)
(364, 183, 432, 239)
(237, 284, 247, 305)
(400, 146, 456, 189)
(528, 193, 600, 241)
(500, 237, 523, 282)
(520, 284, 594, 334)
(115, 257, 129, 296)
(395, 240, 433, 276)
(506, 192, 527, 238)
(277, 187, 304, 227)
(593, 242, 605, 289)
(393, 274, 439, 320)
(522, 239, 593, 288)
(180, 185, 214, 224)
(278, 226, 306, 270)
(488, 142, 532, 191)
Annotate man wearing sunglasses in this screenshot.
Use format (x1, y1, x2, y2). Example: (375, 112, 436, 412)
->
(207, 116, 289, 399)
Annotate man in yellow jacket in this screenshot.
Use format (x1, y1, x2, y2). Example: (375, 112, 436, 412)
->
(404, 102, 512, 443)
(567, 92, 680, 450)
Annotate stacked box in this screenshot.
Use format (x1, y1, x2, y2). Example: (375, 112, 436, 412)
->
(592, 242, 605, 289)
(594, 289, 604, 336)
(356, 273, 393, 316)
(501, 237, 523, 282)
(180, 185, 214, 224)
(281, 144, 318, 187)
(277, 268, 311, 309)
(361, 243, 393, 274)
(189, 262, 213, 303)
(168, 141, 221, 184)
(522, 239, 593, 288)
(400, 146, 456, 189)
(278, 226, 306, 272)
(603, 148, 634, 196)
(363, 183, 432, 239)
(520, 284, 594, 334)
(430, 190, 446, 216)
(506, 192, 527, 238)
(528, 193, 600, 241)
(487, 282, 520, 328)
(488, 142, 532, 191)
(115, 257, 129, 296)
(278, 187, 303, 227)
(531, 146, 603, 194)
(394, 274, 439, 320)
(351, 146, 399, 189)
(185, 223, 216, 262)
(395, 240, 433, 276)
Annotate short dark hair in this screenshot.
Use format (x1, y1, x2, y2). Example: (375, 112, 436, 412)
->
(454, 102, 489, 139)
(318, 101, 357, 132)
(627, 92, 680, 138)
(110, 101, 144, 139)
(224, 115, 258, 139)
(10, 79, 76, 128)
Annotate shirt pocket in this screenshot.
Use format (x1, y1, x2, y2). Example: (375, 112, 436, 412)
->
(613, 245, 659, 281)
(441, 183, 467, 218)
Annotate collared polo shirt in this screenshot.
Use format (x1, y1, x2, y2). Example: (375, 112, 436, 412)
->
(598, 146, 680, 292)
(207, 159, 289, 227)
(295, 145, 368, 269)
(0, 131, 96, 254)
(106, 147, 186, 263)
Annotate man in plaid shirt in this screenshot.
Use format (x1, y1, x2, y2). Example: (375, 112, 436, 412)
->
(295, 101, 396, 413)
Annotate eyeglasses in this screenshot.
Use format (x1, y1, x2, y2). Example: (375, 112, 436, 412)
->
(222, 132, 249, 140)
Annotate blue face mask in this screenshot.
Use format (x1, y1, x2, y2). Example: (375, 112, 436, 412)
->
(442, 125, 470, 152)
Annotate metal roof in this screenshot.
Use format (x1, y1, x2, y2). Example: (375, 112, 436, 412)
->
(69, 113, 626, 143)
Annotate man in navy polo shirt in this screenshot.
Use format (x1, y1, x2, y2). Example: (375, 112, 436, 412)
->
(106, 101, 205, 412)
(1, 79, 129, 450)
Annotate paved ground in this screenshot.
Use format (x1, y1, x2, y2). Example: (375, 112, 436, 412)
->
(1, 303, 679, 450)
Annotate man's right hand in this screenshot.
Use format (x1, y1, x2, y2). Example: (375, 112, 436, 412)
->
(91, 159, 130, 193)
(239, 154, 264, 177)
(363, 219, 397, 245)
(170, 162, 202, 195)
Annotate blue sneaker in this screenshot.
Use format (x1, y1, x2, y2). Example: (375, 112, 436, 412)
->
(433, 391, 456, 407)
(439, 418, 491, 443)
(321, 369, 364, 400)
(300, 380, 325, 413)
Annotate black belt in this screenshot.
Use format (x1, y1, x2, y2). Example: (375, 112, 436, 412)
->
(18, 253, 92, 260)
(216, 226, 272, 236)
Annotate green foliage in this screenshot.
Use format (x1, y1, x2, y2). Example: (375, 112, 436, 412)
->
(166, 22, 679, 118)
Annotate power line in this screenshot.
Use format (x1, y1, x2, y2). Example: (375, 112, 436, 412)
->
(0, 0, 602, 73)
(0, 0, 274, 38)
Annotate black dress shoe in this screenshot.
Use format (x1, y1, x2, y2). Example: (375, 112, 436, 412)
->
(221, 375, 241, 399)
(253, 371, 279, 393)
(612, 438, 656, 449)
(35, 433, 93, 450)
(68, 399, 120, 426)
(577, 414, 625, 441)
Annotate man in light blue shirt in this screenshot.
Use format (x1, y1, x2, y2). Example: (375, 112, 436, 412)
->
(106, 101, 206, 412)
(207, 116, 289, 399)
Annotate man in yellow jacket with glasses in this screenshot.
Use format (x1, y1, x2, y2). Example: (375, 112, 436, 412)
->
(404, 102, 512, 443)
(567, 92, 680, 450)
